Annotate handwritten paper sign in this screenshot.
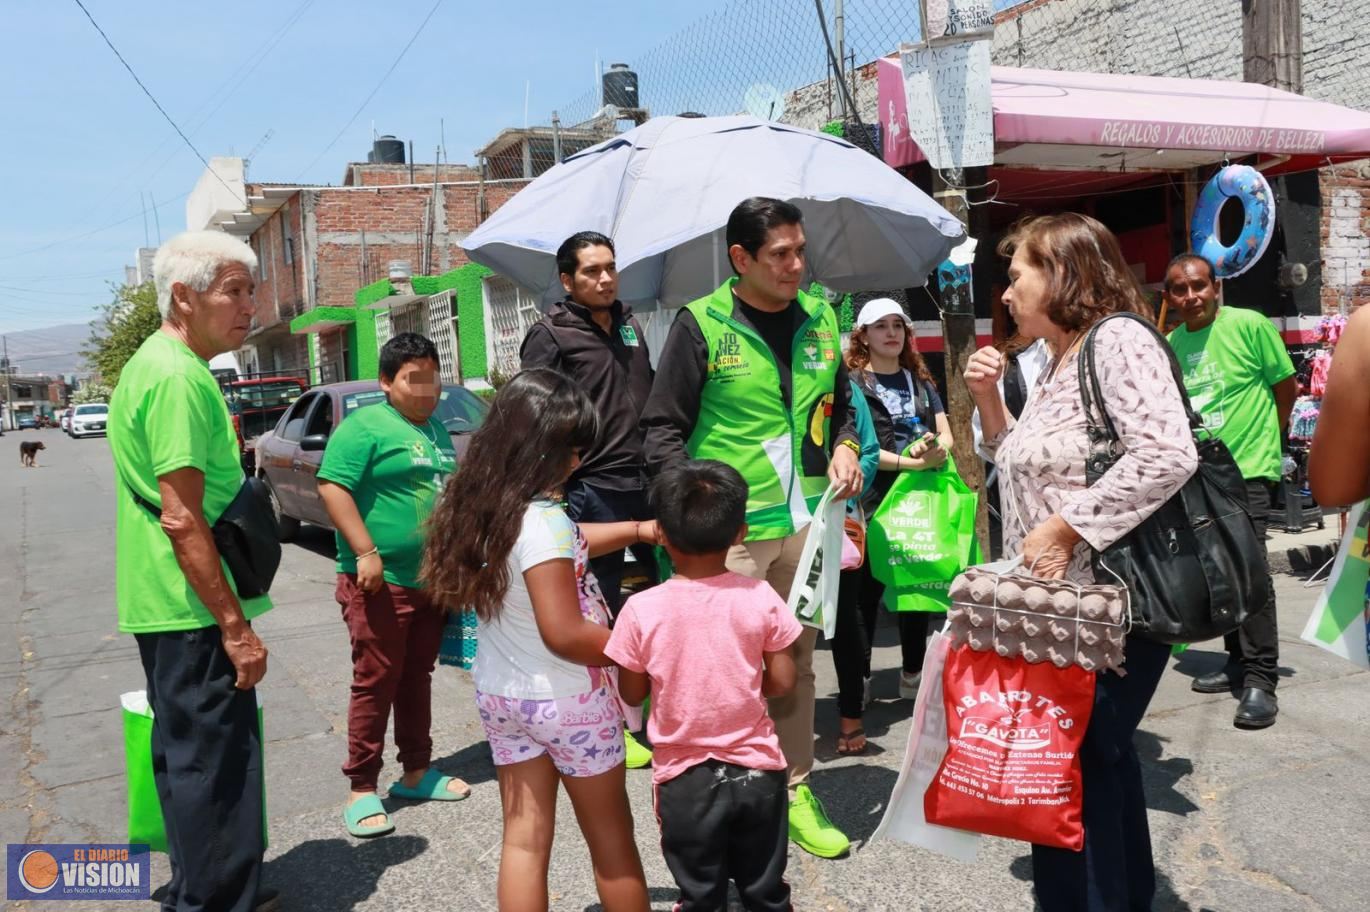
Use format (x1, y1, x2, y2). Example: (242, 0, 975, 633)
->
(900, 40, 994, 169)
(923, 0, 995, 44)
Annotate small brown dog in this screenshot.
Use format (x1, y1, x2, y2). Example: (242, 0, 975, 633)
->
(19, 441, 45, 467)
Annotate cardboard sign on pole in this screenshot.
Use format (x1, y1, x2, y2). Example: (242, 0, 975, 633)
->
(900, 39, 994, 170)
(922, 0, 996, 45)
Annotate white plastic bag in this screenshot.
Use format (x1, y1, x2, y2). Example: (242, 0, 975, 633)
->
(872, 630, 981, 861)
(787, 483, 845, 639)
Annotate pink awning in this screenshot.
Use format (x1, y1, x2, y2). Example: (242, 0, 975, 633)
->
(877, 58, 1370, 173)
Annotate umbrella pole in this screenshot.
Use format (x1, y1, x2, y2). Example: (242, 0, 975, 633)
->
(933, 166, 992, 556)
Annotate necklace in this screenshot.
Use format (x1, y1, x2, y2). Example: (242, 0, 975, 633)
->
(389, 403, 438, 449)
(1043, 333, 1084, 384)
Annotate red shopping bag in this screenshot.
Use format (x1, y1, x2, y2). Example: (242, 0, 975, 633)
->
(924, 644, 1096, 851)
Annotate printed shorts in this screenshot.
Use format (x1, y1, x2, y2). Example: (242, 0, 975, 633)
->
(476, 684, 625, 778)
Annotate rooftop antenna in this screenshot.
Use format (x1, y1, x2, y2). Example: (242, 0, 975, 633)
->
(140, 192, 150, 247)
(245, 129, 275, 174)
(150, 191, 162, 245)
(440, 117, 447, 164)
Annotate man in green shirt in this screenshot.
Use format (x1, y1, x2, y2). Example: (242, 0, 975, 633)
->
(109, 231, 275, 911)
(318, 332, 469, 837)
(1166, 253, 1296, 730)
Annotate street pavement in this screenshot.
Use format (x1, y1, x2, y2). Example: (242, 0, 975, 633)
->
(3, 429, 1369, 911)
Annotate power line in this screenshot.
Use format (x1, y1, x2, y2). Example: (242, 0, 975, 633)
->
(70, 0, 237, 197)
(294, 0, 446, 180)
(0, 192, 188, 262)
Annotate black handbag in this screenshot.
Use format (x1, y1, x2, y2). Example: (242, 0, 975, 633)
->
(1078, 312, 1269, 645)
(128, 476, 282, 600)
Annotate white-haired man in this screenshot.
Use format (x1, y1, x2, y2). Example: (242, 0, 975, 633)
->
(109, 231, 276, 911)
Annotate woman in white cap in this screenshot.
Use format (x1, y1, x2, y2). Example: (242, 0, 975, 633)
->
(831, 298, 952, 754)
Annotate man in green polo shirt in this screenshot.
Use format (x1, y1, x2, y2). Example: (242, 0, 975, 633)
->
(1166, 253, 1296, 730)
(109, 230, 275, 911)
(641, 197, 864, 858)
(318, 332, 469, 837)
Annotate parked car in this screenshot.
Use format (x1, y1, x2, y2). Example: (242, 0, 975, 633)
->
(255, 380, 488, 540)
(222, 376, 308, 473)
(58, 410, 71, 433)
(17, 415, 38, 430)
(69, 403, 110, 438)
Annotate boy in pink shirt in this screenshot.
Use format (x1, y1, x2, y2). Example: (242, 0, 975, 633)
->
(605, 461, 801, 912)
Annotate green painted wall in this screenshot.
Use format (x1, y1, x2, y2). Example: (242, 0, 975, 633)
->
(449, 264, 492, 381)
(351, 306, 379, 380)
(346, 263, 492, 382)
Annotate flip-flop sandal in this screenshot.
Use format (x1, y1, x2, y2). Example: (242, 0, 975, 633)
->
(836, 727, 868, 756)
(388, 768, 471, 802)
(344, 794, 395, 838)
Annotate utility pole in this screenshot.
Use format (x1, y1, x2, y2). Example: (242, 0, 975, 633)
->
(834, 0, 847, 118)
(1243, 0, 1302, 92)
(934, 166, 992, 551)
(2, 335, 12, 431)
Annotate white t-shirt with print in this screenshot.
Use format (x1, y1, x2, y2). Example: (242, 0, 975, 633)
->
(472, 499, 611, 700)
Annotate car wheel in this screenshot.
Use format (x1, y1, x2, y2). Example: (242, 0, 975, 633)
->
(264, 478, 299, 542)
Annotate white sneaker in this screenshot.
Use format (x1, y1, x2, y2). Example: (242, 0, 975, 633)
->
(862, 675, 872, 709)
(899, 671, 922, 700)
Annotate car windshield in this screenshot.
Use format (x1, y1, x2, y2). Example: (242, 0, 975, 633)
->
(75, 405, 108, 415)
(228, 381, 304, 409)
(341, 387, 486, 433)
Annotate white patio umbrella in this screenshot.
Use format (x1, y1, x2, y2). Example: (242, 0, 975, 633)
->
(461, 115, 965, 309)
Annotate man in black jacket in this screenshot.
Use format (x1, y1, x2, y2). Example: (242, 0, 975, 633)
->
(520, 231, 657, 616)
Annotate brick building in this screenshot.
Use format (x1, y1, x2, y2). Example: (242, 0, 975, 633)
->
(186, 152, 531, 384)
(779, 0, 1370, 330)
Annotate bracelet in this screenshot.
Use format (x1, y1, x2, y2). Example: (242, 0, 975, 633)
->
(839, 438, 862, 456)
(357, 547, 380, 560)
(896, 456, 904, 470)
(634, 521, 642, 544)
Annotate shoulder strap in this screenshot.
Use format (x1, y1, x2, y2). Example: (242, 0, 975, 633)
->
(1078, 312, 1204, 453)
(127, 482, 162, 518)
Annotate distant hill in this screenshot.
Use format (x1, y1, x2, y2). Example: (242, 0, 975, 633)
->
(2, 323, 95, 377)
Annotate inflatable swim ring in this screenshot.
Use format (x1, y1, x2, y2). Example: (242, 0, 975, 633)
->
(1189, 164, 1276, 280)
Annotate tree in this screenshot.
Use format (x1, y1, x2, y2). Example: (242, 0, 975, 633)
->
(83, 282, 161, 386)
(72, 381, 112, 404)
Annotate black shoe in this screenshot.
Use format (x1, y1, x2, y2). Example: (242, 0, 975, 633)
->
(1191, 666, 1241, 694)
(1234, 687, 1278, 729)
(255, 887, 281, 912)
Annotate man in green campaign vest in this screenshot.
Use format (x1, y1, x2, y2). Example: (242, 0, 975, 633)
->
(1166, 253, 1296, 730)
(641, 197, 864, 858)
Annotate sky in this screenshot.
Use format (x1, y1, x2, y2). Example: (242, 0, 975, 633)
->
(0, 0, 1027, 344)
(0, 0, 720, 339)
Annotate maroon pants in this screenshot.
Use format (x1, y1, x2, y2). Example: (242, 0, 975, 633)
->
(336, 574, 446, 792)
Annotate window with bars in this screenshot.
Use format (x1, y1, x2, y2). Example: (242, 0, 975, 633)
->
(483, 275, 541, 379)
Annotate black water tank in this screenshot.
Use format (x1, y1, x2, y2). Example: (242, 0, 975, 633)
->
(373, 135, 405, 164)
(603, 64, 639, 110)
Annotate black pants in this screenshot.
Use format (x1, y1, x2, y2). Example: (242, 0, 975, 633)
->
(136, 626, 264, 912)
(1031, 635, 1171, 912)
(830, 561, 934, 718)
(564, 478, 656, 617)
(1221, 479, 1280, 691)
(656, 761, 791, 912)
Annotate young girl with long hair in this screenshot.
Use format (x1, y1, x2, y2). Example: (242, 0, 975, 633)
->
(831, 299, 953, 754)
(423, 368, 650, 912)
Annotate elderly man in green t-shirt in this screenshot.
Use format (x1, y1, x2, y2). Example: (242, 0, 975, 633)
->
(109, 231, 276, 911)
(1166, 253, 1297, 730)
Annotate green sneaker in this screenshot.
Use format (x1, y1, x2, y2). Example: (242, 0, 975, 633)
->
(624, 730, 653, 769)
(788, 785, 850, 858)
